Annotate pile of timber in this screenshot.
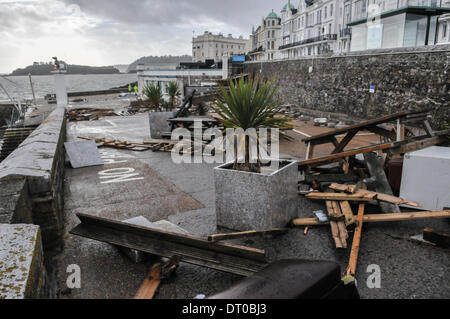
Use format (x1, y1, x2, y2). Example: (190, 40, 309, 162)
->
(66, 108, 117, 121)
(79, 136, 215, 155)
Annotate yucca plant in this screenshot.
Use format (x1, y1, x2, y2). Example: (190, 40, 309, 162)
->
(143, 83, 163, 110)
(213, 76, 290, 173)
(166, 81, 181, 109)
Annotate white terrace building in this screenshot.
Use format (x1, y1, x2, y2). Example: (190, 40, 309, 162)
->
(348, 0, 450, 51)
(279, 1, 342, 59)
(192, 32, 249, 63)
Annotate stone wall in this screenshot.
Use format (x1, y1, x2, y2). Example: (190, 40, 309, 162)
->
(0, 106, 66, 250)
(244, 45, 450, 129)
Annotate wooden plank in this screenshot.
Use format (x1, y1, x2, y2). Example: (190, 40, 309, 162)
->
(332, 130, 358, 154)
(70, 213, 268, 276)
(366, 125, 397, 141)
(340, 201, 357, 226)
(306, 192, 376, 202)
(302, 111, 427, 143)
(134, 263, 162, 299)
(298, 142, 396, 170)
(291, 210, 450, 226)
(422, 120, 435, 137)
(330, 183, 423, 208)
(385, 135, 449, 156)
(330, 221, 344, 249)
(207, 228, 288, 242)
(345, 204, 365, 276)
(337, 221, 348, 248)
(422, 228, 450, 249)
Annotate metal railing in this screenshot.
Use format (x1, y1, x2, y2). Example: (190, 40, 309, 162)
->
(279, 34, 338, 50)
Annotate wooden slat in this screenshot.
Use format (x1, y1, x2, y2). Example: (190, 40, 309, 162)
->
(385, 135, 449, 156)
(208, 228, 288, 243)
(330, 183, 423, 207)
(298, 142, 396, 170)
(134, 263, 162, 299)
(306, 192, 376, 202)
(71, 213, 268, 276)
(340, 201, 357, 226)
(332, 130, 358, 154)
(291, 210, 450, 226)
(345, 204, 365, 276)
(366, 125, 397, 141)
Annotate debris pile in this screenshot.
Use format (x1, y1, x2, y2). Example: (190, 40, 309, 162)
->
(293, 110, 450, 280)
(66, 108, 118, 121)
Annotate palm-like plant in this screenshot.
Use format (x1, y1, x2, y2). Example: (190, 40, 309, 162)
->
(213, 76, 290, 173)
(143, 83, 163, 110)
(166, 81, 180, 109)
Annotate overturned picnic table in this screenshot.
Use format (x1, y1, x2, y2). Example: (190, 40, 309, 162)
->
(298, 110, 450, 170)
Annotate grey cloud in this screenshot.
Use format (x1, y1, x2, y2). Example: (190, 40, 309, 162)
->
(60, 0, 286, 34)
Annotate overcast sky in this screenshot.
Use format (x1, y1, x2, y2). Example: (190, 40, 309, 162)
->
(0, 0, 287, 73)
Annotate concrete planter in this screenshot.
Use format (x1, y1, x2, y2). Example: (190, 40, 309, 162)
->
(214, 160, 298, 231)
(148, 111, 174, 139)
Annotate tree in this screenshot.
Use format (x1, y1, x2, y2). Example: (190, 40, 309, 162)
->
(212, 76, 290, 173)
(166, 81, 181, 109)
(143, 83, 163, 110)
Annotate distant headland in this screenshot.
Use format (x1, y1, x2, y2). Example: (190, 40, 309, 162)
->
(9, 62, 121, 76)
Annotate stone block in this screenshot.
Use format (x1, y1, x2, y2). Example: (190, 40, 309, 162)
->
(214, 161, 298, 231)
(148, 111, 174, 139)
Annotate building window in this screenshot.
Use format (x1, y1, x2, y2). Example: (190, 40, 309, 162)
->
(330, 4, 333, 17)
(324, 6, 327, 19)
(443, 24, 448, 38)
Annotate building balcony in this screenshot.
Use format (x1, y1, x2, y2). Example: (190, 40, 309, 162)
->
(279, 34, 338, 50)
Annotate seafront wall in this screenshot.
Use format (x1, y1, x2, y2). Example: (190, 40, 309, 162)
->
(0, 106, 66, 250)
(244, 44, 450, 128)
(0, 106, 66, 298)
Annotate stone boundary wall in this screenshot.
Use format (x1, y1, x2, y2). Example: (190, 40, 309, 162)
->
(0, 106, 66, 250)
(244, 45, 450, 128)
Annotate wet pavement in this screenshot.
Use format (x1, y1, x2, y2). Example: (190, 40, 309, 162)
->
(56, 112, 450, 299)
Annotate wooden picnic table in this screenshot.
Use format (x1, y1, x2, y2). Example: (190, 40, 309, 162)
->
(298, 110, 449, 170)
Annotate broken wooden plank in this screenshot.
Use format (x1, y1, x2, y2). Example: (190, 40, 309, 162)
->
(364, 152, 400, 214)
(134, 263, 162, 299)
(306, 192, 376, 202)
(70, 213, 268, 276)
(345, 204, 365, 276)
(298, 142, 396, 170)
(423, 228, 450, 249)
(330, 183, 423, 208)
(330, 221, 344, 249)
(332, 130, 358, 154)
(291, 210, 450, 226)
(339, 201, 357, 226)
(207, 228, 288, 243)
(337, 221, 348, 248)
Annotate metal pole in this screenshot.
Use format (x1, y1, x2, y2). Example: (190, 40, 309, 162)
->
(28, 73, 37, 106)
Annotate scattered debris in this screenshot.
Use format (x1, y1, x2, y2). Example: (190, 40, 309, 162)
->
(66, 108, 117, 121)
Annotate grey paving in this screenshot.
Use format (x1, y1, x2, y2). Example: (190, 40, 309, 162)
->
(57, 114, 450, 299)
